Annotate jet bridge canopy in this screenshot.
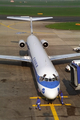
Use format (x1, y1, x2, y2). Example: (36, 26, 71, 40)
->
(70, 62, 80, 90)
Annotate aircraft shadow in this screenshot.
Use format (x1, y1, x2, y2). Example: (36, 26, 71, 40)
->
(0, 60, 21, 66)
(0, 60, 32, 67)
(19, 50, 28, 56)
(11, 41, 19, 43)
(0, 60, 43, 98)
(30, 65, 44, 98)
(62, 79, 80, 96)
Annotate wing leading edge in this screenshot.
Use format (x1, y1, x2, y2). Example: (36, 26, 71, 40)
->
(49, 53, 80, 61)
(0, 53, 80, 63)
(0, 55, 31, 62)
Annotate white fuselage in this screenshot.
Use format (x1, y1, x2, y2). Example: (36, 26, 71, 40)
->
(27, 34, 60, 99)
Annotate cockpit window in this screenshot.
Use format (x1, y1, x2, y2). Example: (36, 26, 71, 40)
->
(45, 78, 48, 81)
(39, 74, 59, 82)
(39, 76, 59, 82)
(52, 78, 56, 81)
(39, 77, 43, 81)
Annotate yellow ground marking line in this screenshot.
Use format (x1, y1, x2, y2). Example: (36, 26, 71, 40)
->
(0, 22, 54, 34)
(30, 96, 71, 120)
(32, 103, 71, 120)
(30, 96, 45, 99)
(50, 103, 59, 120)
(32, 104, 59, 120)
(57, 96, 68, 98)
(37, 13, 43, 15)
(0, 22, 21, 31)
(30, 96, 68, 99)
(0, 22, 29, 32)
(0, 23, 8, 27)
(7, 22, 31, 33)
(7, 25, 22, 31)
(54, 104, 71, 106)
(75, 23, 80, 26)
(7, 21, 54, 34)
(32, 103, 71, 107)
(33, 104, 50, 107)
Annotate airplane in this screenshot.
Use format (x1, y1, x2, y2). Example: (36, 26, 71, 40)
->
(0, 16, 80, 99)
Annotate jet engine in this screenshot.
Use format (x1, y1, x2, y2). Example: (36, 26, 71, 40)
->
(41, 40, 48, 48)
(19, 40, 25, 47)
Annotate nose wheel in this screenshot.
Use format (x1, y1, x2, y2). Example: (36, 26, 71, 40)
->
(45, 98, 55, 104)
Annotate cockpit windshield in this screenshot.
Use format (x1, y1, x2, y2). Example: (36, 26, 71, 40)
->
(39, 74, 59, 82)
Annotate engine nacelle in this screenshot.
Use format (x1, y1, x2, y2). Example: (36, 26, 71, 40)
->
(41, 39, 48, 48)
(19, 40, 25, 47)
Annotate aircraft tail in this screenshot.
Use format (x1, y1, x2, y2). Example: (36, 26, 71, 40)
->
(30, 17, 33, 34)
(7, 16, 53, 34)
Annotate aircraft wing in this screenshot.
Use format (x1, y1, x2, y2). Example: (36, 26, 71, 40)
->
(0, 55, 31, 62)
(49, 53, 80, 61)
(7, 16, 53, 21)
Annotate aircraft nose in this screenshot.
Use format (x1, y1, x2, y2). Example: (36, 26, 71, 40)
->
(45, 88, 59, 99)
(46, 92, 58, 99)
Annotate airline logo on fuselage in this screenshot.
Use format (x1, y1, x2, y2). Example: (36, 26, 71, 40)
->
(33, 57, 38, 68)
(42, 88, 45, 94)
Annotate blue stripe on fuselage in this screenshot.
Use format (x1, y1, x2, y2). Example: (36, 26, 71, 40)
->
(32, 61, 60, 89)
(26, 43, 60, 89)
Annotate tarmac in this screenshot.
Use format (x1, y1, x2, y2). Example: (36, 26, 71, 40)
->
(0, 19, 80, 120)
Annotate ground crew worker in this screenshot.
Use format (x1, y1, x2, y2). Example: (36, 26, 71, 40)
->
(36, 97, 41, 110)
(59, 91, 64, 105)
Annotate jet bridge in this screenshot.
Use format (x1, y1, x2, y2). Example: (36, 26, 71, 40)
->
(70, 62, 80, 90)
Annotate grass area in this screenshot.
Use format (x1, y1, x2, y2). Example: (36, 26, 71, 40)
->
(0, 7, 80, 16)
(0, 1, 80, 6)
(0, 1, 80, 16)
(46, 22, 80, 30)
